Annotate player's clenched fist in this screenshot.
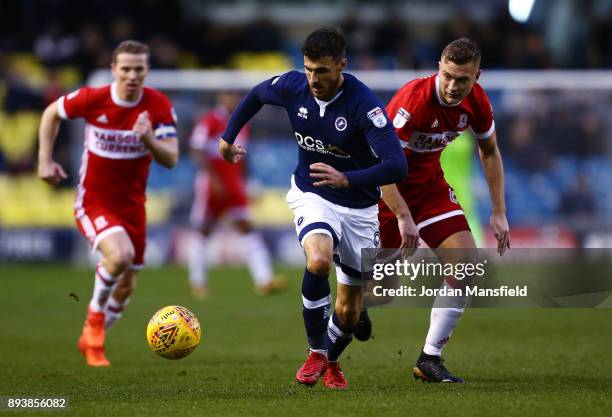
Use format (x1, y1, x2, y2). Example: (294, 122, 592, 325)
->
(133, 111, 153, 142)
(38, 160, 68, 185)
(219, 138, 247, 164)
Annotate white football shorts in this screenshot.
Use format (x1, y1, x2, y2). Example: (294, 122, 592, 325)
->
(286, 176, 380, 286)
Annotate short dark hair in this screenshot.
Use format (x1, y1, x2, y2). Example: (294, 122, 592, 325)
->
(301, 28, 346, 61)
(112, 40, 150, 63)
(441, 38, 481, 65)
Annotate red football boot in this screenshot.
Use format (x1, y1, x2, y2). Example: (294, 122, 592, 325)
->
(77, 308, 110, 367)
(295, 351, 328, 386)
(323, 361, 348, 389)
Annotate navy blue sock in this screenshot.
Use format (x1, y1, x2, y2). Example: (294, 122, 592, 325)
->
(301, 269, 331, 351)
(327, 311, 355, 362)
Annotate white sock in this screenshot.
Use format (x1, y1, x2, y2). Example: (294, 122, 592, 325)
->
(89, 264, 118, 312)
(242, 232, 273, 286)
(423, 307, 464, 356)
(104, 296, 129, 330)
(188, 234, 209, 288)
(423, 281, 468, 356)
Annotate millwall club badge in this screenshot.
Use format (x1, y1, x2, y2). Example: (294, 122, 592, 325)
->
(367, 107, 388, 128)
(335, 116, 347, 131)
(393, 107, 411, 128)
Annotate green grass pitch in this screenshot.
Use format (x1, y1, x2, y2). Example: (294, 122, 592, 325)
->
(1, 264, 610, 417)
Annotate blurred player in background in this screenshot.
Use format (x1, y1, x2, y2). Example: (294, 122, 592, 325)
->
(440, 133, 484, 245)
(219, 28, 407, 389)
(187, 91, 287, 298)
(362, 38, 510, 382)
(37, 40, 179, 367)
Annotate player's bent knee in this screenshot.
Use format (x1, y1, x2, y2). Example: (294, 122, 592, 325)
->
(306, 255, 332, 276)
(106, 248, 135, 272)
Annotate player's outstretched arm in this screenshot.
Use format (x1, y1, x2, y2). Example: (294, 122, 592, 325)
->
(38, 101, 68, 185)
(134, 111, 179, 168)
(477, 131, 510, 255)
(219, 75, 287, 162)
(381, 184, 419, 249)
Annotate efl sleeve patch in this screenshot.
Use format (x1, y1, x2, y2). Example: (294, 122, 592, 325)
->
(366, 106, 388, 128)
(392, 107, 411, 128)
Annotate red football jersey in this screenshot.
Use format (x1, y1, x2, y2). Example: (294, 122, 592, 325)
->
(190, 107, 249, 161)
(57, 83, 177, 212)
(190, 106, 249, 174)
(386, 74, 495, 195)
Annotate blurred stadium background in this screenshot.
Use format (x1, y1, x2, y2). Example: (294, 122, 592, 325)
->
(1, 3, 611, 415)
(1, 0, 612, 267)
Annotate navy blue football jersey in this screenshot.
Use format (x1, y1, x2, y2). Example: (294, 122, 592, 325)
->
(223, 71, 406, 208)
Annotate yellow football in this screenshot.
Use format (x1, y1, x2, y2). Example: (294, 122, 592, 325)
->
(146, 305, 201, 359)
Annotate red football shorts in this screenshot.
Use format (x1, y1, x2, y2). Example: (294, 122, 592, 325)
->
(75, 204, 146, 269)
(379, 175, 470, 248)
(189, 160, 249, 228)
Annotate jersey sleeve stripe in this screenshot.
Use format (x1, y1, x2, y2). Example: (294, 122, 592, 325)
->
(57, 96, 68, 119)
(474, 120, 495, 140)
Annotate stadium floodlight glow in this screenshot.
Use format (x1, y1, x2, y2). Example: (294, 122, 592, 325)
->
(508, 0, 536, 23)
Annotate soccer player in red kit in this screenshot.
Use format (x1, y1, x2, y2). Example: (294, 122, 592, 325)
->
(187, 91, 286, 298)
(362, 38, 510, 382)
(37, 40, 179, 367)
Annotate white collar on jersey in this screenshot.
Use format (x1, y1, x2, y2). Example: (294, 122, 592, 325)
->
(435, 75, 463, 108)
(111, 82, 143, 108)
(314, 90, 343, 117)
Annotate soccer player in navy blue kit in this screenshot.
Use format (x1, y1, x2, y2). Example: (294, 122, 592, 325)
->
(219, 28, 410, 389)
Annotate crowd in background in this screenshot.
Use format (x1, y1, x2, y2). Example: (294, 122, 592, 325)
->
(0, 0, 611, 228)
(2, 1, 612, 75)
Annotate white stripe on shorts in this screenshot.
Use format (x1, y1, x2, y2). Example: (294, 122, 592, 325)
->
(92, 225, 126, 254)
(79, 215, 96, 241)
(417, 210, 464, 230)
